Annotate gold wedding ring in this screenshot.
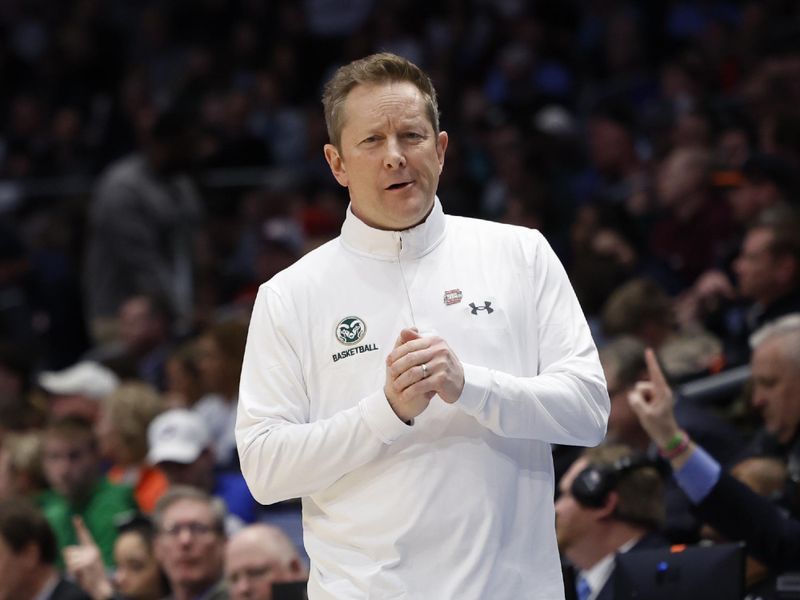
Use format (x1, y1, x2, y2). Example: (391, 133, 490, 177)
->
(421, 363, 428, 378)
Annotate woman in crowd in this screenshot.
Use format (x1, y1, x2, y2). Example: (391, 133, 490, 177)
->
(95, 382, 167, 512)
(65, 514, 169, 600)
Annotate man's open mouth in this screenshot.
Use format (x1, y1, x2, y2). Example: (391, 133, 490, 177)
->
(386, 181, 413, 190)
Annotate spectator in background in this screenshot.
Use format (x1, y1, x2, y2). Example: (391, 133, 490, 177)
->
(37, 361, 119, 424)
(0, 498, 91, 600)
(37, 416, 136, 567)
(0, 432, 47, 500)
(684, 206, 800, 366)
(575, 100, 647, 209)
(568, 205, 640, 325)
(225, 524, 307, 600)
(649, 146, 733, 292)
(627, 346, 800, 573)
(602, 278, 677, 351)
(95, 382, 167, 513)
(152, 486, 229, 600)
(601, 278, 725, 379)
(728, 153, 797, 226)
(86, 293, 176, 391)
(193, 320, 248, 470)
(732, 209, 800, 351)
(147, 409, 256, 530)
(163, 343, 203, 409)
(63, 514, 170, 600)
(739, 314, 800, 479)
(556, 444, 667, 600)
(83, 107, 205, 343)
(599, 336, 743, 465)
(596, 335, 745, 542)
(113, 516, 171, 600)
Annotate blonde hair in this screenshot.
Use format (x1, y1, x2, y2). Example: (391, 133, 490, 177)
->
(1, 432, 47, 493)
(105, 382, 164, 462)
(322, 52, 440, 150)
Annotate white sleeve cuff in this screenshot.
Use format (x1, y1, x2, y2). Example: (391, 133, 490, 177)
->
(456, 363, 492, 415)
(359, 388, 413, 444)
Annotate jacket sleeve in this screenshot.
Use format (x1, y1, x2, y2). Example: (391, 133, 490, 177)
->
(693, 471, 800, 571)
(455, 230, 609, 446)
(236, 285, 411, 505)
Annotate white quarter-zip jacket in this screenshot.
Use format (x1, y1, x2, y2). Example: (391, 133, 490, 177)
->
(237, 198, 609, 599)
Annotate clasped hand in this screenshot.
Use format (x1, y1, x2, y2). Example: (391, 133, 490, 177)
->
(384, 328, 465, 422)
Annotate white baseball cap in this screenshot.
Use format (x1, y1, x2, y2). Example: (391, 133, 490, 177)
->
(147, 409, 210, 465)
(38, 361, 119, 399)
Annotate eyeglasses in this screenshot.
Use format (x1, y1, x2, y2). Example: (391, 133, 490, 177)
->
(159, 522, 220, 538)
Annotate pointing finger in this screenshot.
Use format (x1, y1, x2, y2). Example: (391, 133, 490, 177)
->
(644, 348, 669, 391)
(72, 515, 95, 547)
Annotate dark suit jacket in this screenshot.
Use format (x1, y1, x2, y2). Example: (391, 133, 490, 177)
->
(694, 471, 800, 572)
(49, 578, 92, 600)
(594, 531, 670, 600)
(562, 531, 669, 600)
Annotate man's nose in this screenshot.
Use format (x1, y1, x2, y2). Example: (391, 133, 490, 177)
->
(384, 137, 406, 169)
(232, 578, 251, 599)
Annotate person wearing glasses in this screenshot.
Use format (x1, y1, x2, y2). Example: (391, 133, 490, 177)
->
(152, 486, 229, 600)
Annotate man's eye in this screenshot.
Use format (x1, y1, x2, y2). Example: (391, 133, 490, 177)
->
(362, 136, 378, 144)
(405, 132, 423, 139)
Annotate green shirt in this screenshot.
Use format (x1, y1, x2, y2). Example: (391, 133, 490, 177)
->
(37, 478, 137, 567)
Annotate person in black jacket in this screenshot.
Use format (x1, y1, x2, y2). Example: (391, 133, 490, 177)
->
(556, 444, 669, 600)
(628, 346, 800, 572)
(0, 497, 90, 600)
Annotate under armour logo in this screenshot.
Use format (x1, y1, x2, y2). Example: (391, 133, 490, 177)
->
(469, 301, 494, 315)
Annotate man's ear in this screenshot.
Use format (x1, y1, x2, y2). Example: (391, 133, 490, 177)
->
(324, 144, 349, 188)
(436, 131, 448, 174)
(596, 489, 620, 520)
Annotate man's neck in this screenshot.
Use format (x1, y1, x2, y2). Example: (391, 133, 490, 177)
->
(567, 524, 647, 570)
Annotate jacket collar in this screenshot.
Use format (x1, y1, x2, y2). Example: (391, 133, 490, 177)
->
(340, 197, 446, 260)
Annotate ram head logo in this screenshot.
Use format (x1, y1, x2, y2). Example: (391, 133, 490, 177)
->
(336, 316, 366, 345)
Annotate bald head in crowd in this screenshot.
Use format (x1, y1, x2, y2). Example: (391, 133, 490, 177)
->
(225, 524, 306, 600)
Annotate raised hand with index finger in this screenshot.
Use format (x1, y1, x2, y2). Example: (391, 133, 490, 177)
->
(626, 348, 682, 450)
(63, 515, 113, 600)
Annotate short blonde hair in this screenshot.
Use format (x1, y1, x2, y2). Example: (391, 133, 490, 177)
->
(1, 432, 46, 493)
(105, 382, 164, 462)
(322, 52, 440, 150)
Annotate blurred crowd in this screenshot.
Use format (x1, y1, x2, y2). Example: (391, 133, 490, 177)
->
(2, 0, 800, 599)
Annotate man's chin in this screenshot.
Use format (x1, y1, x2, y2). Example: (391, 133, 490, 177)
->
(398, 197, 434, 229)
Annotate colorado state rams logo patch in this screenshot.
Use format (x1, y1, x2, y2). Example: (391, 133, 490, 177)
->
(335, 316, 366, 346)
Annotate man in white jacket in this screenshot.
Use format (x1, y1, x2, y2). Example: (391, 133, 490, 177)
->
(236, 52, 610, 599)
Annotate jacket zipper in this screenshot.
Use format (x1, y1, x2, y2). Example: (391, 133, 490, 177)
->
(397, 234, 418, 330)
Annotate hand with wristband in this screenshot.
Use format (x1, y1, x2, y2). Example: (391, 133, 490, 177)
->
(627, 348, 695, 468)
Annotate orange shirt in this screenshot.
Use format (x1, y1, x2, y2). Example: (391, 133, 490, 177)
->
(107, 464, 168, 513)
